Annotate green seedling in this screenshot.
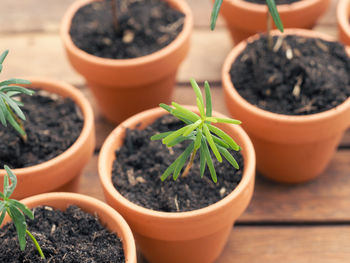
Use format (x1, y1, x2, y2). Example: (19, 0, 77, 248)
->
(210, 0, 284, 48)
(151, 79, 241, 183)
(0, 50, 34, 142)
(0, 165, 45, 259)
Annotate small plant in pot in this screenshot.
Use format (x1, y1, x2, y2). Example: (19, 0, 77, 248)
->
(99, 79, 256, 263)
(0, 167, 137, 262)
(60, 0, 193, 123)
(0, 50, 95, 199)
(210, 0, 330, 44)
(219, 28, 350, 183)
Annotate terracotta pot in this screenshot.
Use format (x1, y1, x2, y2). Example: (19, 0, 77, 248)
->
(0, 77, 95, 199)
(98, 106, 256, 263)
(216, 0, 330, 44)
(337, 0, 350, 45)
(1, 192, 137, 262)
(60, 0, 193, 124)
(222, 29, 350, 183)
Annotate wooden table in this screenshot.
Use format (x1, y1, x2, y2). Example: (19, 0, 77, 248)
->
(1, 0, 350, 262)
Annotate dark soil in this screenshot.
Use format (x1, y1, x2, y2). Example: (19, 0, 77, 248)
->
(0, 206, 125, 262)
(70, 0, 185, 59)
(243, 0, 301, 4)
(0, 89, 84, 168)
(230, 35, 350, 115)
(112, 115, 244, 213)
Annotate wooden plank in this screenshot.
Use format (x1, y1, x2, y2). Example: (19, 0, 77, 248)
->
(0, 30, 231, 83)
(240, 150, 350, 222)
(79, 145, 350, 222)
(0, 0, 221, 33)
(217, 226, 350, 263)
(0, 0, 73, 33)
(0, 0, 338, 33)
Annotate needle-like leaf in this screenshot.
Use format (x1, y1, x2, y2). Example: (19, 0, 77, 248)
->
(266, 0, 284, 32)
(204, 81, 212, 117)
(210, 0, 223, 31)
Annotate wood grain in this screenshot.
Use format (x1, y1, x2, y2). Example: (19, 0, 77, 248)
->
(217, 226, 350, 263)
(80, 150, 350, 221)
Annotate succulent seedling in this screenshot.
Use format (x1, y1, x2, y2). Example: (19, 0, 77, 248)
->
(151, 79, 241, 183)
(0, 165, 45, 259)
(210, 0, 284, 48)
(0, 50, 34, 142)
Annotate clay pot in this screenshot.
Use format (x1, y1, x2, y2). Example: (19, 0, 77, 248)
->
(98, 106, 256, 263)
(60, 0, 193, 124)
(222, 29, 350, 183)
(1, 192, 137, 262)
(337, 0, 350, 45)
(0, 77, 95, 199)
(216, 0, 330, 44)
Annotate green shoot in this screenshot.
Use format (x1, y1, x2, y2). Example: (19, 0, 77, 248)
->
(0, 165, 45, 259)
(0, 50, 34, 142)
(210, 0, 284, 33)
(151, 79, 241, 183)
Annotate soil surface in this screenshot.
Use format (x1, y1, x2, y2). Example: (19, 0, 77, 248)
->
(230, 35, 350, 115)
(70, 0, 185, 59)
(243, 0, 301, 4)
(0, 89, 84, 168)
(0, 206, 125, 262)
(112, 115, 244, 212)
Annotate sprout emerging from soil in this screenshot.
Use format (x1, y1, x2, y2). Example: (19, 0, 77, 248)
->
(0, 50, 34, 142)
(210, 0, 284, 48)
(151, 79, 241, 183)
(0, 165, 45, 259)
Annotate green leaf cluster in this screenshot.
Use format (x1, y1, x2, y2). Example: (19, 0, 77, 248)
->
(0, 50, 34, 139)
(0, 165, 45, 259)
(151, 79, 241, 183)
(210, 0, 284, 32)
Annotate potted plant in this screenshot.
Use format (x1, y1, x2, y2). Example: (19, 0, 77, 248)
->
(60, 0, 193, 124)
(0, 167, 137, 262)
(221, 28, 350, 183)
(98, 80, 256, 263)
(211, 0, 330, 44)
(0, 51, 95, 199)
(337, 0, 350, 45)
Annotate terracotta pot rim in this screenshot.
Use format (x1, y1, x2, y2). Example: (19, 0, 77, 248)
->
(60, 0, 193, 67)
(337, 0, 350, 39)
(223, 0, 327, 13)
(0, 77, 94, 175)
(18, 192, 137, 263)
(222, 28, 350, 125)
(99, 106, 256, 221)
